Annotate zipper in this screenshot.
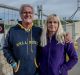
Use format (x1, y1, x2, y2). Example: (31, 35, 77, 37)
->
(26, 31, 29, 55)
(47, 37, 52, 75)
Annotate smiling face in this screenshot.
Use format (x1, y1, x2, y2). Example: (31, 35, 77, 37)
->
(20, 6, 33, 25)
(47, 16, 59, 34)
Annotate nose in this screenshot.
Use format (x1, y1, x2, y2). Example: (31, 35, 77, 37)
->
(24, 12, 32, 18)
(51, 22, 55, 26)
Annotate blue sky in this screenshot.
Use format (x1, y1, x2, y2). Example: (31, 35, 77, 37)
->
(0, 0, 80, 19)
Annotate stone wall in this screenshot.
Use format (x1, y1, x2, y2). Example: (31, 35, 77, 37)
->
(0, 50, 13, 75)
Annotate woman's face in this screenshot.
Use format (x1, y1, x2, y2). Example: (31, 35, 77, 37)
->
(47, 16, 59, 33)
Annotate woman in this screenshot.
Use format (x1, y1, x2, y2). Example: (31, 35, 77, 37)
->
(37, 14, 78, 75)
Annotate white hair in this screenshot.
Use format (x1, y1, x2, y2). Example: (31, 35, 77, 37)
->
(40, 14, 65, 47)
(19, 4, 34, 15)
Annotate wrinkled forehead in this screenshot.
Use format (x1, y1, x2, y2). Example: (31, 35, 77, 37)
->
(23, 6, 33, 11)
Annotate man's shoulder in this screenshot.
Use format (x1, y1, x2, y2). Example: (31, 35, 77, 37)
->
(9, 24, 19, 31)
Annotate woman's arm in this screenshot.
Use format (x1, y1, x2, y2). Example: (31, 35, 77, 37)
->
(63, 42, 78, 70)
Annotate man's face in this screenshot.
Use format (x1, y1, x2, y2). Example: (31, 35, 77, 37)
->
(20, 6, 33, 24)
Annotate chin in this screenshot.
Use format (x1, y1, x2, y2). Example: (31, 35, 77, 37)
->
(50, 30, 56, 32)
(24, 21, 32, 24)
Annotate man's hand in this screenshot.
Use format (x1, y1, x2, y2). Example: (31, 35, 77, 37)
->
(64, 32, 72, 43)
(13, 61, 20, 73)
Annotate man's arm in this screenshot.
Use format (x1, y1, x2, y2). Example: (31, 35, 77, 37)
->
(64, 32, 72, 43)
(3, 29, 19, 72)
(3, 30, 15, 64)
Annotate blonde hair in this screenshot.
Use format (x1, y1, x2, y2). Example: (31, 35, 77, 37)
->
(40, 14, 65, 47)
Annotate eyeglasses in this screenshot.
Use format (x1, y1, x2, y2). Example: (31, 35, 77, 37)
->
(22, 11, 33, 14)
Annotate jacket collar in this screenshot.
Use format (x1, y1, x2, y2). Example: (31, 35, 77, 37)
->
(18, 21, 33, 32)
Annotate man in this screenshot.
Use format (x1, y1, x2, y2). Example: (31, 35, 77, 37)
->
(3, 4, 72, 75)
(3, 4, 41, 75)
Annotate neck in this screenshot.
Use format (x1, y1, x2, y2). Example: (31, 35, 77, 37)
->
(48, 31, 55, 38)
(22, 22, 32, 29)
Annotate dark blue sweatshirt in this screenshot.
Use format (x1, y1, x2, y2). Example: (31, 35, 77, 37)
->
(3, 23, 42, 75)
(38, 35, 78, 75)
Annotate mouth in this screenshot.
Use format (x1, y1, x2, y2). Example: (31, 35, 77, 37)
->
(24, 16, 31, 19)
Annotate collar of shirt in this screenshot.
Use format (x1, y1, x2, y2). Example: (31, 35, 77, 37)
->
(18, 23, 33, 32)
